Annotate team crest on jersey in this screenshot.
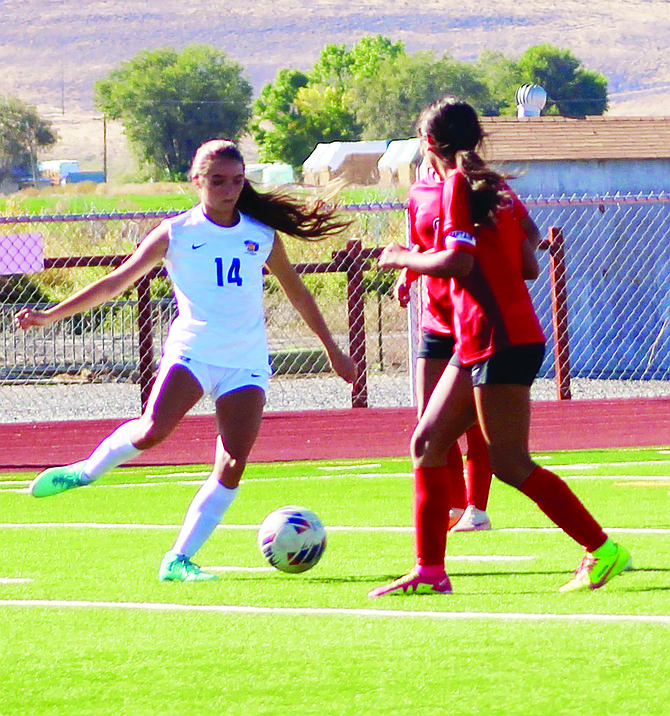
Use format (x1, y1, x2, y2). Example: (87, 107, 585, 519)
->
(244, 241, 260, 254)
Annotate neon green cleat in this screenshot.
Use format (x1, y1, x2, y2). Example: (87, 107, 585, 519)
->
(560, 541, 632, 593)
(159, 551, 219, 582)
(30, 461, 89, 498)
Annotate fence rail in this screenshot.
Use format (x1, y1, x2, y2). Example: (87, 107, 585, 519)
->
(1, 195, 669, 424)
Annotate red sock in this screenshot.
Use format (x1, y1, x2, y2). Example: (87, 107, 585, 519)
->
(446, 442, 466, 510)
(520, 466, 607, 552)
(464, 425, 492, 510)
(413, 465, 450, 568)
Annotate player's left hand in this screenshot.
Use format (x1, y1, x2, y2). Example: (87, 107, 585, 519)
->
(394, 278, 411, 308)
(328, 348, 357, 384)
(15, 307, 52, 330)
(378, 242, 409, 270)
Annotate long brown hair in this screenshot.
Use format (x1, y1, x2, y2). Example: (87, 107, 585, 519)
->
(416, 98, 507, 226)
(190, 139, 351, 240)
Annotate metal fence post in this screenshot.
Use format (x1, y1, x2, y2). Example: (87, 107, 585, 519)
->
(136, 275, 155, 411)
(344, 238, 368, 408)
(548, 226, 572, 400)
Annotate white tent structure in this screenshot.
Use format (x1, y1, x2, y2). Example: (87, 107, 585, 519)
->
(377, 138, 421, 186)
(245, 163, 294, 186)
(303, 141, 388, 185)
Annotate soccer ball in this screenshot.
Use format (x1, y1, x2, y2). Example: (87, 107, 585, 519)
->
(257, 505, 327, 573)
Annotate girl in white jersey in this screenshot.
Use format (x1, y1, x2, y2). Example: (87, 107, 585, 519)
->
(16, 139, 357, 582)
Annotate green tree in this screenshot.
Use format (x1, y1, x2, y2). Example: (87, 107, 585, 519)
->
(252, 35, 405, 167)
(476, 50, 523, 116)
(516, 44, 608, 117)
(250, 69, 313, 166)
(354, 51, 499, 139)
(0, 95, 57, 186)
(94, 45, 252, 179)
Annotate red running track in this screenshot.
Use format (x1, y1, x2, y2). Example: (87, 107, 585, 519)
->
(1, 398, 669, 471)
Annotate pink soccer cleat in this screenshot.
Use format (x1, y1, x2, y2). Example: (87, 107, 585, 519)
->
(368, 568, 452, 597)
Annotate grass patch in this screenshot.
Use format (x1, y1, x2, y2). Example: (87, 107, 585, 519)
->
(1, 449, 669, 714)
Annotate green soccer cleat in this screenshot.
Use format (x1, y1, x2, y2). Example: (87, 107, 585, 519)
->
(560, 541, 632, 593)
(30, 461, 89, 498)
(159, 551, 219, 582)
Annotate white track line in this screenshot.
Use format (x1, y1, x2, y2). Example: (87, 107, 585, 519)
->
(0, 578, 33, 584)
(0, 599, 667, 624)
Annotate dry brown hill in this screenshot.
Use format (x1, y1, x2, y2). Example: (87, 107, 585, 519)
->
(2, 0, 669, 176)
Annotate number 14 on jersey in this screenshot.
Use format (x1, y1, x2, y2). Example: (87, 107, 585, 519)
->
(215, 257, 243, 286)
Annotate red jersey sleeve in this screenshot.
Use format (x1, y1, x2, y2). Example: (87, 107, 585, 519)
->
(440, 171, 476, 255)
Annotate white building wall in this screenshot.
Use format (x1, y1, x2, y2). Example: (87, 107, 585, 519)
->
(500, 159, 670, 197)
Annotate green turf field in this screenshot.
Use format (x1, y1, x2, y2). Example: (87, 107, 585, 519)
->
(1, 447, 669, 715)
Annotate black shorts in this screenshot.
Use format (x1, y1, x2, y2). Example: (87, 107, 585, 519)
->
(417, 330, 456, 360)
(449, 343, 546, 387)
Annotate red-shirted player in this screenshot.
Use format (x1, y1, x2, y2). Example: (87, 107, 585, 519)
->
(394, 165, 494, 532)
(371, 97, 632, 596)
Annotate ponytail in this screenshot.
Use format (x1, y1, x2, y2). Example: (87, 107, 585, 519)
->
(237, 181, 351, 241)
(455, 150, 508, 226)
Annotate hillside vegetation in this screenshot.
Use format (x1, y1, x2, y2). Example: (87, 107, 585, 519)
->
(1, 0, 669, 177)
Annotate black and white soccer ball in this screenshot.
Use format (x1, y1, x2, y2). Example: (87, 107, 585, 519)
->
(257, 505, 327, 573)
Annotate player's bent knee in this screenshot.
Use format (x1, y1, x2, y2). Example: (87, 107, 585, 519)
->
(488, 449, 534, 487)
(214, 455, 247, 487)
(132, 421, 175, 450)
(410, 431, 428, 461)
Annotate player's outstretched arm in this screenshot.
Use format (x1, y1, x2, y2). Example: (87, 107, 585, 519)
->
(266, 235, 357, 384)
(378, 241, 473, 278)
(15, 225, 169, 330)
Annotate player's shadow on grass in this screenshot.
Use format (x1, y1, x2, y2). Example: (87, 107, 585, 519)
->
(448, 569, 569, 579)
(300, 570, 567, 585)
(300, 575, 384, 584)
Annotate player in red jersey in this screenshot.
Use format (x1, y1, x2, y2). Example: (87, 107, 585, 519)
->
(370, 97, 631, 596)
(394, 164, 494, 532)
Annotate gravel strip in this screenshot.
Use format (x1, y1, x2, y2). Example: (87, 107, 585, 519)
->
(1, 374, 669, 424)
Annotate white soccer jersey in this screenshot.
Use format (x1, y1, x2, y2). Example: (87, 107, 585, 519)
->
(160, 204, 275, 372)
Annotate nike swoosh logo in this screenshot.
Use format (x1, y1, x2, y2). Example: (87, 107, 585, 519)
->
(191, 243, 206, 250)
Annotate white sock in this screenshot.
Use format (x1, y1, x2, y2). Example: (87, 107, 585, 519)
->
(82, 419, 143, 482)
(172, 474, 238, 558)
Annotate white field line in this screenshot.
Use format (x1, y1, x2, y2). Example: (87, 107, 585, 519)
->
(0, 557, 535, 584)
(209, 556, 536, 569)
(317, 463, 382, 471)
(208, 566, 274, 573)
(0, 523, 668, 535)
(3, 471, 670, 493)
(0, 599, 668, 624)
(547, 460, 670, 470)
(0, 473, 413, 493)
(562, 475, 670, 480)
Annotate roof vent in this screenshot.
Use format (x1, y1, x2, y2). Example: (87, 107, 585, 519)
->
(515, 84, 547, 117)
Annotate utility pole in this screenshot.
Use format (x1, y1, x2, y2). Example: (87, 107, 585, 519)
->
(60, 58, 65, 115)
(103, 115, 108, 182)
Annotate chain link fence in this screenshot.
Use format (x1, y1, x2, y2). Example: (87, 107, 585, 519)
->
(526, 194, 670, 399)
(1, 194, 669, 424)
